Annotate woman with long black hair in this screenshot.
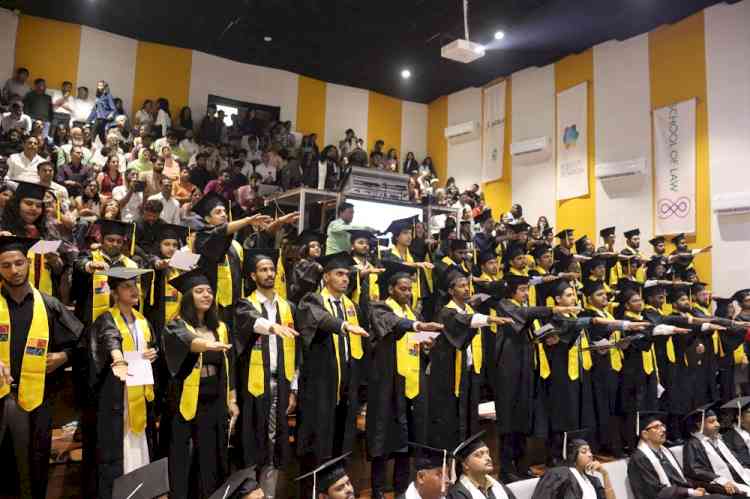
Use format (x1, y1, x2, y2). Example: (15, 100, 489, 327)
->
(162, 268, 236, 499)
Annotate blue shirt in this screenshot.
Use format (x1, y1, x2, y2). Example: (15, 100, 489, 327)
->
(87, 92, 116, 122)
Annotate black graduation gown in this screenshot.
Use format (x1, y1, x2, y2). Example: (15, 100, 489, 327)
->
(717, 314, 748, 403)
(494, 300, 552, 435)
(431, 257, 469, 315)
(295, 292, 363, 460)
(162, 318, 231, 499)
(531, 466, 606, 499)
(666, 314, 707, 415)
(474, 278, 505, 397)
(0, 292, 82, 499)
(89, 311, 157, 499)
(690, 306, 733, 407)
(619, 320, 658, 414)
(683, 435, 750, 487)
(529, 268, 556, 308)
(72, 251, 137, 327)
(627, 447, 695, 499)
(427, 305, 482, 451)
(232, 298, 298, 468)
(447, 477, 518, 499)
(288, 258, 321, 303)
(366, 301, 428, 458)
(409, 238, 435, 318)
(193, 223, 243, 323)
(723, 427, 750, 468)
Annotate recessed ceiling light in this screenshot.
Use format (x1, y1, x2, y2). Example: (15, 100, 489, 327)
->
(401, 69, 411, 79)
(494, 30, 505, 40)
(264, 36, 272, 42)
(473, 44, 485, 54)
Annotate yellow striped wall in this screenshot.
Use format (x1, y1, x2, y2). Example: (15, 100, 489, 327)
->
(132, 41, 193, 118)
(482, 78, 513, 216)
(14, 15, 80, 88)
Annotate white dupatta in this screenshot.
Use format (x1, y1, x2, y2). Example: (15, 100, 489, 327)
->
(459, 474, 509, 499)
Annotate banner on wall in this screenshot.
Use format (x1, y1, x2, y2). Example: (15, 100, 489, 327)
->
(653, 98, 696, 236)
(482, 81, 506, 183)
(556, 82, 589, 201)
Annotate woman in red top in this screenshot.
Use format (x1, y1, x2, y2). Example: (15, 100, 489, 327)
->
(97, 154, 123, 198)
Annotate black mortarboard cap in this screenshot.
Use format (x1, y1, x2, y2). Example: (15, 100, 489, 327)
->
(191, 192, 228, 218)
(345, 229, 375, 243)
(446, 269, 469, 288)
(384, 216, 418, 237)
(0, 235, 36, 255)
(319, 251, 356, 272)
(599, 226, 615, 239)
(207, 468, 257, 499)
(583, 279, 607, 297)
(112, 457, 169, 499)
(244, 248, 280, 275)
(553, 279, 574, 297)
(380, 259, 416, 288)
(671, 233, 687, 244)
(646, 256, 667, 278)
(732, 289, 750, 303)
(637, 411, 667, 436)
(692, 281, 709, 294)
(157, 223, 189, 244)
(624, 228, 640, 239)
(563, 429, 590, 463)
(96, 219, 133, 238)
(296, 229, 323, 246)
(649, 236, 666, 246)
(556, 228, 574, 239)
(643, 283, 666, 299)
(684, 401, 719, 431)
(669, 287, 690, 304)
(542, 227, 553, 238)
(14, 181, 48, 201)
(721, 396, 750, 426)
(453, 431, 487, 462)
(105, 267, 151, 289)
(408, 442, 452, 472)
(168, 267, 211, 294)
(295, 452, 351, 494)
(449, 239, 469, 251)
(532, 244, 552, 260)
(504, 274, 530, 295)
(478, 249, 498, 265)
(574, 236, 589, 255)
(582, 256, 606, 275)
(504, 242, 527, 261)
(476, 209, 493, 225)
(507, 221, 530, 234)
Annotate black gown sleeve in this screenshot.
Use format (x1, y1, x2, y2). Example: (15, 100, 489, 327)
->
(683, 438, 721, 484)
(194, 223, 232, 264)
(233, 298, 264, 357)
(437, 307, 478, 350)
(531, 467, 576, 499)
(89, 312, 122, 380)
(162, 318, 200, 381)
(627, 449, 690, 499)
(368, 301, 415, 345)
(43, 294, 83, 361)
(296, 292, 345, 348)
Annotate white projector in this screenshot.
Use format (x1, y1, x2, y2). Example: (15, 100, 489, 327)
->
(441, 38, 485, 63)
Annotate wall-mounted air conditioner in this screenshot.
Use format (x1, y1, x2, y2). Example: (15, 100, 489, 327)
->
(444, 121, 479, 140)
(595, 157, 647, 181)
(510, 136, 552, 165)
(713, 192, 750, 215)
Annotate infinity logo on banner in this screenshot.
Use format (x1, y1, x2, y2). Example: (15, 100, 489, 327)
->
(657, 197, 691, 219)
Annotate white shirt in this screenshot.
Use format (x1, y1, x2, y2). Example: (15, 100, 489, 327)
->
(148, 192, 181, 225)
(112, 185, 143, 223)
(251, 291, 299, 389)
(7, 152, 44, 183)
(70, 97, 94, 123)
(254, 162, 276, 183)
(155, 109, 171, 137)
(178, 138, 199, 158)
(49, 89, 74, 115)
(134, 109, 154, 127)
(451, 302, 490, 367)
(1, 112, 32, 134)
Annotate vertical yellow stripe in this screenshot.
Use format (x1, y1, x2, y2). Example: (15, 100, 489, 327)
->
(555, 50, 596, 240)
(483, 78, 513, 215)
(649, 12, 711, 283)
(14, 15, 81, 89)
(296, 76, 326, 140)
(367, 92, 403, 155)
(428, 96, 448, 183)
(132, 41, 192, 118)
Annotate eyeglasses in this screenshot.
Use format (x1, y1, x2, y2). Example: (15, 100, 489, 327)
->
(646, 423, 666, 431)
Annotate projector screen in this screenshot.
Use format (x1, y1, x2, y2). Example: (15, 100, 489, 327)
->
(346, 199, 423, 234)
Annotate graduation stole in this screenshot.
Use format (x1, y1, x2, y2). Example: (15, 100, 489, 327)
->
(91, 251, 137, 322)
(352, 256, 380, 304)
(178, 321, 230, 421)
(562, 312, 592, 380)
(216, 240, 244, 308)
(445, 300, 481, 397)
(164, 268, 182, 323)
(692, 303, 723, 356)
(320, 287, 363, 403)
(274, 252, 287, 300)
(624, 310, 657, 376)
(511, 298, 549, 379)
(28, 251, 53, 295)
(0, 288, 49, 411)
(386, 298, 420, 399)
(533, 267, 556, 307)
(423, 252, 434, 293)
(645, 304, 676, 363)
(610, 249, 647, 285)
(442, 256, 474, 295)
(393, 246, 421, 307)
(586, 305, 622, 372)
(110, 307, 154, 434)
(509, 267, 536, 306)
(245, 291, 296, 397)
(478, 272, 501, 333)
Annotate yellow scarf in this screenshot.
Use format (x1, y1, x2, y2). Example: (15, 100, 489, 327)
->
(386, 297, 421, 399)
(445, 300, 481, 396)
(624, 310, 657, 376)
(91, 251, 137, 322)
(245, 291, 296, 396)
(321, 287, 363, 402)
(178, 321, 230, 420)
(164, 268, 181, 323)
(587, 306, 622, 372)
(216, 240, 244, 308)
(28, 252, 53, 295)
(564, 313, 592, 380)
(0, 288, 49, 411)
(393, 246, 420, 307)
(352, 256, 380, 304)
(110, 307, 154, 433)
(478, 272, 501, 333)
(274, 252, 287, 300)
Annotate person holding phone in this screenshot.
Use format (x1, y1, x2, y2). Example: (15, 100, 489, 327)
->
(112, 167, 144, 222)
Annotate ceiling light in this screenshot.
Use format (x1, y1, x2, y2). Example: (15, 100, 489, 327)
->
(401, 69, 411, 79)
(264, 36, 272, 42)
(494, 30, 505, 40)
(473, 44, 485, 54)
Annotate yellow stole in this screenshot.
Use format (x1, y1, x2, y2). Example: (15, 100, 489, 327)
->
(274, 252, 287, 300)
(352, 256, 380, 304)
(0, 288, 49, 411)
(610, 251, 647, 285)
(692, 303, 723, 356)
(586, 306, 622, 372)
(91, 251, 137, 322)
(110, 307, 154, 433)
(564, 313, 592, 380)
(393, 246, 420, 307)
(533, 267, 556, 307)
(478, 272, 501, 333)
(216, 240, 244, 307)
(644, 305, 676, 363)
(445, 300, 481, 396)
(28, 252, 53, 295)
(164, 268, 181, 323)
(624, 310, 657, 376)
(245, 291, 296, 396)
(320, 287, 363, 403)
(386, 298, 420, 399)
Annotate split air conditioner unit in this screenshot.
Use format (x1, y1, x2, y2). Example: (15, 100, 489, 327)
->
(444, 121, 479, 141)
(713, 192, 750, 215)
(510, 136, 551, 165)
(595, 158, 647, 181)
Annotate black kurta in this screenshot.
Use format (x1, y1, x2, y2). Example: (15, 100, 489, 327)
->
(530, 466, 606, 499)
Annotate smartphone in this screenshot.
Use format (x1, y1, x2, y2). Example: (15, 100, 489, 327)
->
(133, 180, 146, 193)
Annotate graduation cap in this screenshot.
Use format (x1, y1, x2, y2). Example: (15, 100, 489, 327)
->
(191, 192, 228, 218)
(671, 233, 687, 245)
(112, 457, 169, 499)
(555, 251, 575, 273)
(732, 289, 750, 303)
(583, 279, 607, 297)
(105, 267, 152, 289)
(453, 431, 488, 462)
(691, 281, 709, 294)
(616, 279, 642, 303)
(556, 228, 574, 240)
(319, 251, 356, 272)
(646, 256, 667, 279)
(643, 283, 666, 299)
(449, 239, 469, 252)
(380, 259, 416, 288)
(243, 248, 280, 275)
(504, 242, 527, 261)
(507, 221, 530, 234)
(649, 236, 666, 247)
(296, 229, 323, 247)
(96, 219, 133, 238)
(408, 442, 453, 494)
(14, 181, 49, 201)
(475, 208, 493, 225)
(207, 468, 258, 499)
(532, 244, 552, 261)
(684, 401, 719, 433)
(624, 228, 640, 239)
(721, 396, 750, 428)
(668, 287, 690, 304)
(295, 452, 351, 497)
(446, 270, 469, 288)
(504, 274, 530, 295)
(478, 249, 498, 266)
(552, 279, 574, 297)
(168, 267, 211, 294)
(563, 429, 590, 463)
(636, 411, 667, 436)
(0, 235, 37, 255)
(574, 236, 589, 255)
(157, 223, 189, 244)
(582, 256, 606, 275)
(384, 216, 418, 237)
(345, 229, 375, 243)
(599, 226, 615, 239)
(542, 227, 554, 238)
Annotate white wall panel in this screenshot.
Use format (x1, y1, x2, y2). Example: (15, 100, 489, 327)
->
(705, 0, 750, 295)
(447, 87, 482, 190)
(0, 8, 19, 82)
(593, 34, 652, 249)
(76, 27, 137, 114)
(510, 65, 556, 227)
(323, 83, 369, 148)
(401, 100, 428, 161)
(189, 51, 298, 127)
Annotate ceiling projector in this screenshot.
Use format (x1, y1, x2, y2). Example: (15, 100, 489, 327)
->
(441, 38, 485, 64)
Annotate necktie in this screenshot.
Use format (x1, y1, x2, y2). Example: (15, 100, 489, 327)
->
(333, 299, 345, 320)
(656, 448, 685, 486)
(332, 299, 349, 362)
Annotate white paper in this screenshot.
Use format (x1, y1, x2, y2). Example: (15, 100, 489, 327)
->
(124, 351, 154, 387)
(657, 383, 665, 399)
(29, 239, 61, 255)
(528, 276, 544, 286)
(478, 401, 496, 418)
(411, 331, 440, 343)
(169, 250, 201, 271)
